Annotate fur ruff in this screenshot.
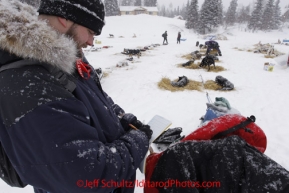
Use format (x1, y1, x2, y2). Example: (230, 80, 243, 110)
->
(0, 0, 77, 74)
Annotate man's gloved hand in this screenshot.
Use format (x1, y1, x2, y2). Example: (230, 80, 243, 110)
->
(138, 125, 153, 141)
(120, 113, 137, 131)
(154, 127, 183, 144)
(120, 113, 153, 140)
(120, 113, 147, 130)
(131, 119, 143, 129)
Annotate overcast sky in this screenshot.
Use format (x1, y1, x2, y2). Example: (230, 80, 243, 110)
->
(157, 0, 288, 13)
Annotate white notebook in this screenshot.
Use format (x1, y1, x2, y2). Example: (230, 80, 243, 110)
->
(138, 115, 172, 173)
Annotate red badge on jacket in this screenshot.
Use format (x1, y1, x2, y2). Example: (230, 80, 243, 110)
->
(76, 59, 91, 79)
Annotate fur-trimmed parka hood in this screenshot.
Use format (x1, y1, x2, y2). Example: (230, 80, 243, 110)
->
(0, 0, 77, 74)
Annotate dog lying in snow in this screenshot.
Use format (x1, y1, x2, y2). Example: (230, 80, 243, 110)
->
(199, 55, 215, 71)
(109, 34, 114, 38)
(182, 59, 195, 67)
(191, 50, 202, 60)
(123, 49, 142, 58)
(171, 76, 189, 87)
(215, 76, 234, 90)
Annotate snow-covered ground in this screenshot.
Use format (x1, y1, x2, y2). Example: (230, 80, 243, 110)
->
(1, 14, 289, 193)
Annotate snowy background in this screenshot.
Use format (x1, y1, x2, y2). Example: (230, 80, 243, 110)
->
(157, 0, 288, 12)
(1, 14, 289, 193)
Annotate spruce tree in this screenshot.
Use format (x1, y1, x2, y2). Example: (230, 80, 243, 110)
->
(161, 5, 166, 17)
(177, 6, 180, 16)
(225, 0, 238, 26)
(184, 0, 190, 20)
(282, 7, 289, 22)
(237, 5, 250, 24)
(198, 0, 220, 34)
(261, 0, 274, 30)
(180, 4, 187, 20)
(134, 0, 142, 6)
(105, 0, 120, 16)
(244, 5, 251, 23)
(217, 0, 224, 25)
(144, 0, 157, 7)
(185, 0, 194, 29)
(167, 3, 174, 17)
(248, 0, 264, 31)
(154, 0, 158, 7)
(121, 0, 133, 6)
(273, 0, 282, 29)
(185, 0, 199, 29)
(236, 6, 244, 24)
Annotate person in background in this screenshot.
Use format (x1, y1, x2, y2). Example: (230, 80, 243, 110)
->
(177, 32, 181, 44)
(0, 0, 152, 193)
(162, 31, 168, 44)
(205, 40, 222, 56)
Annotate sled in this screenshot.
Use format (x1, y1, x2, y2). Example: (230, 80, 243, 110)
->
(180, 38, 186, 41)
(144, 114, 268, 192)
(274, 54, 288, 67)
(204, 35, 216, 40)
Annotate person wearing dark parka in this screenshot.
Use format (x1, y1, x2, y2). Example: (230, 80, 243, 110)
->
(162, 31, 168, 44)
(205, 40, 222, 56)
(177, 32, 181, 44)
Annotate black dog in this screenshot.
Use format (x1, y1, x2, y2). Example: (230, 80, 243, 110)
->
(199, 55, 215, 71)
(215, 76, 234, 90)
(196, 41, 199, 47)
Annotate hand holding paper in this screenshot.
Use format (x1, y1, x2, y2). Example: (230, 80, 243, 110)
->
(139, 115, 172, 173)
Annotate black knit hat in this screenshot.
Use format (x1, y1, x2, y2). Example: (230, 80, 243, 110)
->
(38, 0, 105, 35)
